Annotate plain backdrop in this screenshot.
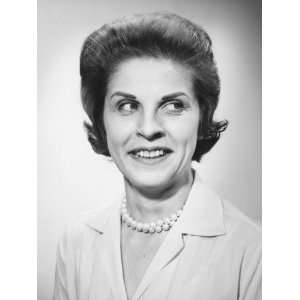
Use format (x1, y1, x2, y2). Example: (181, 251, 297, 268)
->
(38, 0, 261, 299)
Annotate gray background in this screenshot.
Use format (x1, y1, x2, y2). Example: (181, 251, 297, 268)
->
(38, 0, 261, 299)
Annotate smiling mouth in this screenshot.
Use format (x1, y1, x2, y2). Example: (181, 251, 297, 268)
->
(129, 148, 173, 159)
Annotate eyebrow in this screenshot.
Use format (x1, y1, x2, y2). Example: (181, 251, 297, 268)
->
(110, 91, 136, 100)
(161, 92, 188, 100)
(110, 91, 188, 100)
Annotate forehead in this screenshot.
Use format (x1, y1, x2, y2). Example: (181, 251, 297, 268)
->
(106, 57, 194, 97)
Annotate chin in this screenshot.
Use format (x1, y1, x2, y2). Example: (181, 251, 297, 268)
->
(117, 153, 192, 191)
(125, 168, 176, 191)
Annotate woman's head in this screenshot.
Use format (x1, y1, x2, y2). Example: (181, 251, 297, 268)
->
(103, 56, 200, 190)
(80, 12, 227, 164)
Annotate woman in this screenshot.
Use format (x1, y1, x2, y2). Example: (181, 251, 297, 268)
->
(53, 12, 261, 300)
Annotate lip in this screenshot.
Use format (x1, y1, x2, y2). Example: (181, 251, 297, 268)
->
(128, 147, 173, 165)
(128, 146, 173, 154)
(129, 152, 172, 165)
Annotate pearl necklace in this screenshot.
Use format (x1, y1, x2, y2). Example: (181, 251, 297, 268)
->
(120, 198, 184, 234)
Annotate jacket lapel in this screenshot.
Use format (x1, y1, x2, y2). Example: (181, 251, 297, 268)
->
(132, 225, 184, 300)
(86, 202, 128, 300)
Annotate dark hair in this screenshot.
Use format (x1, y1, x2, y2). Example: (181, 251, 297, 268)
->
(80, 12, 228, 161)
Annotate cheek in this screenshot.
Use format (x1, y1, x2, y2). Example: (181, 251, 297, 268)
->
(166, 115, 199, 146)
(104, 115, 136, 151)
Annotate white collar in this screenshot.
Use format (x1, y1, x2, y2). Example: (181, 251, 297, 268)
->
(85, 171, 226, 237)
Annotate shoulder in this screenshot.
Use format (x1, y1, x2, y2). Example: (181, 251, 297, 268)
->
(220, 202, 262, 298)
(57, 202, 117, 252)
(222, 199, 261, 250)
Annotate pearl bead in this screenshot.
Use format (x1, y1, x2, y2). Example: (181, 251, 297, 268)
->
(163, 223, 170, 231)
(131, 221, 137, 229)
(169, 220, 175, 227)
(171, 214, 178, 221)
(155, 226, 163, 233)
(143, 224, 150, 233)
(164, 218, 171, 224)
(137, 223, 143, 231)
(149, 227, 155, 233)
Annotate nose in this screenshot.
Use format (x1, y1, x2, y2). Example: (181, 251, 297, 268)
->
(137, 112, 164, 141)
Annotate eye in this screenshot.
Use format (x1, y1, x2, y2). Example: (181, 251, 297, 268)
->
(117, 100, 138, 114)
(162, 101, 185, 114)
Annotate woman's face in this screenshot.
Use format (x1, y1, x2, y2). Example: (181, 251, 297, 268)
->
(103, 57, 200, 192)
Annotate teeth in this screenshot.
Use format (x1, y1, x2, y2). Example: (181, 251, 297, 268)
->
(135, 149, 167, 158)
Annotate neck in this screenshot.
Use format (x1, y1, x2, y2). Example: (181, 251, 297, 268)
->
(124, 169, 194, 223)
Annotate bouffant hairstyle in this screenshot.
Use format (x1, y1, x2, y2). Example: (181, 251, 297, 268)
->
(80, 12, 227, 161)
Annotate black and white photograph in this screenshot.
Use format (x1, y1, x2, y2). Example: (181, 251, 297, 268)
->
(38, 1, 262, 299)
